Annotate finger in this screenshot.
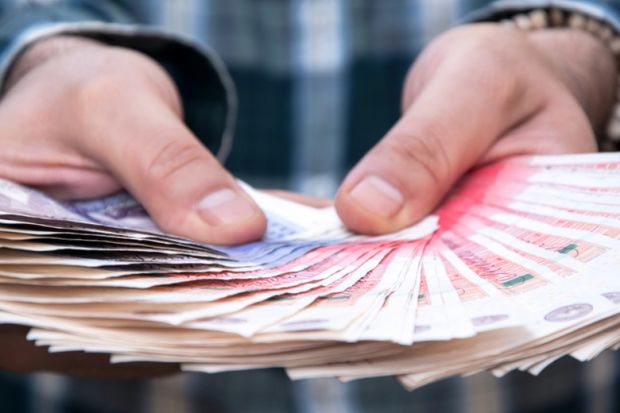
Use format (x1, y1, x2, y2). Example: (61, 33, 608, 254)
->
(0, 89, 123, 199)
(262, 189, 333, 208)
(80, 90, 266, 245)
(335, 57, 544, 234)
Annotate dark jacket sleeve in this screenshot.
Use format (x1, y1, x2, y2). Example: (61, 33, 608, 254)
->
(0, 0, 236, 161)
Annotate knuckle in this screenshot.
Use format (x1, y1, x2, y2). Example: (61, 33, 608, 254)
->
(379, 127, 453, 188)
(402, 64, 422, 110)
(477, 61, 523, 111)
(73, 73, 129, 107)
(460, 35, 526, 108)
(145, 140, 209, 184)
(70, 74, 135, 128)
(431, 26, 527, 110)
(154, 208, 189, 235)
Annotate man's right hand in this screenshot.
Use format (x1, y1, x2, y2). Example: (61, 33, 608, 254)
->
(0, 35, 266, 245)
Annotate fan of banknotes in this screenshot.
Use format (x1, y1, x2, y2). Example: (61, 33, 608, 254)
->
(0, 152, 618, 390)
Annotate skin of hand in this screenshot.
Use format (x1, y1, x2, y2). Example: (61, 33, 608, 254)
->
(0, 24, 614, 377)
(0, 34, 331, 375)
(335, 24, 617, 235)
(1, 35, 266, 245)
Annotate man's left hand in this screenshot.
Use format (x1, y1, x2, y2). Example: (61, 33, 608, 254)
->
(335, 24, 616, 234)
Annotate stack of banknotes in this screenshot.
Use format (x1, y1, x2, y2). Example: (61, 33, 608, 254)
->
(0, 151, 618, 390)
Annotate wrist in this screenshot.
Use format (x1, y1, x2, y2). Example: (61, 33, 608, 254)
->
(5, 35, 106, 90)
(526, 28, 617, 132)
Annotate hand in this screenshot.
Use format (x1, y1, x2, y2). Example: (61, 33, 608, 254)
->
(335, 24, 617, 234)
(1, 36, 266, 245)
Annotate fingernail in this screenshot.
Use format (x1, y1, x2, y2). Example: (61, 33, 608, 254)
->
(349, 175, 404, 218)
(197, 188, 257, 225)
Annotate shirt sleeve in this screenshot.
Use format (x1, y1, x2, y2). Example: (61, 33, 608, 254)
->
(0, 1, 236, 162)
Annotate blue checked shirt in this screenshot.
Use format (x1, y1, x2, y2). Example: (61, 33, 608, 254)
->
(0, 1, 619, 413)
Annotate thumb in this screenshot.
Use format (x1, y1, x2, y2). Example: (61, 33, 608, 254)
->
(84, 96, 265, 246)
(335, 65, 543, 235)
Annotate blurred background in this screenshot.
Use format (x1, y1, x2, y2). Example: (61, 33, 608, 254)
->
(1, 352, 619, 412)
(0, 0, 618, 411)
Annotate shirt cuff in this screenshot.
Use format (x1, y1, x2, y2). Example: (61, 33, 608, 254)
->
(0, 22, 237, 162)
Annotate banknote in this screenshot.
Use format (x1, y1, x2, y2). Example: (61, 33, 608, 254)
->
(0, 153, 618, 390)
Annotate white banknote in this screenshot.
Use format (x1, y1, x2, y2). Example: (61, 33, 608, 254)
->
(0, 152, 618, 390)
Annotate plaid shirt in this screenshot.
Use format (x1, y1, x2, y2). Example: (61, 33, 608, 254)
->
(0, 1, 619, 412)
